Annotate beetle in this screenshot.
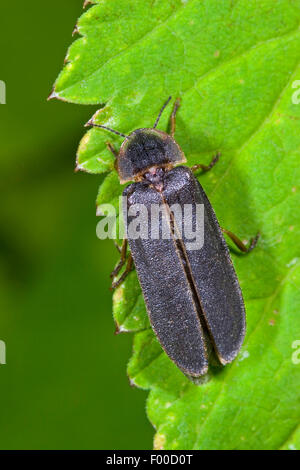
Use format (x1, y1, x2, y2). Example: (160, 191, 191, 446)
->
(86, 97, 259, 380)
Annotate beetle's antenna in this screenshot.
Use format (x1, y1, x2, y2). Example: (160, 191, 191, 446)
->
(153, 96, 172, 128)
(85, 121, 128, 138)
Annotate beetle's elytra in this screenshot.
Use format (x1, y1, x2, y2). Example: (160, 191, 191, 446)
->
(87, 97, 259, 380)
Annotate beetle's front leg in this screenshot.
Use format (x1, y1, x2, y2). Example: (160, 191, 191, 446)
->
(111, 253, 134, 290)
(191, 152, 221, 173)
(106, 142, 118, 158)
(222, 228, 260, 253)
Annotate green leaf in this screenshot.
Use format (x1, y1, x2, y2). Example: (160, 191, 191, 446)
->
(52, 0, 300, 450)
(96, 170, 123, 212)
(113, 271, 150, 333)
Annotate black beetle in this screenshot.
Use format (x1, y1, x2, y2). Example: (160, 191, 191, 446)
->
(86, 97, 259, 380)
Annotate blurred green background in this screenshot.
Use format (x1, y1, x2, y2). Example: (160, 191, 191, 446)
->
(0, 1, 152, 449)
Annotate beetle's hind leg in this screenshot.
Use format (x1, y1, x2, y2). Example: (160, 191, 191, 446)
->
(113, 241, 122, 254)
(191, 152, 221, 173)
(111, 253, 134, 290)
(170, 98, 181, 138)
(110, 239, 134, 289)
(222, 228, 260, 253)
(110, 239, 128, 279)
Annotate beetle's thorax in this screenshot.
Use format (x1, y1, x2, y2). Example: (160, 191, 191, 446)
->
(117, 128, 186, 184)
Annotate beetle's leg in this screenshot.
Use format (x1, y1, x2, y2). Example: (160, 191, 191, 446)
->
(113, 241, 122, 254)
(110, 239, 128, 279)
(111, 253, 134, 289)
(191, 152, 221, 173)
(106, 141, 118, 158)
(222, 228, 260, 253)
(170, 98, 181, 138)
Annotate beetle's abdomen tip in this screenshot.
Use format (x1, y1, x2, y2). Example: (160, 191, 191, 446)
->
(183, 365, 209, 384)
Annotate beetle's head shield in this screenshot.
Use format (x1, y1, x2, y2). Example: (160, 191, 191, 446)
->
(117, 129, 186, 183)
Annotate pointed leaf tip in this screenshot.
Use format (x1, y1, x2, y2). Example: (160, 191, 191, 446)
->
(83, 0, 92, 9)
(72, 24, 79, 36)
(47, 89, 58, 101)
